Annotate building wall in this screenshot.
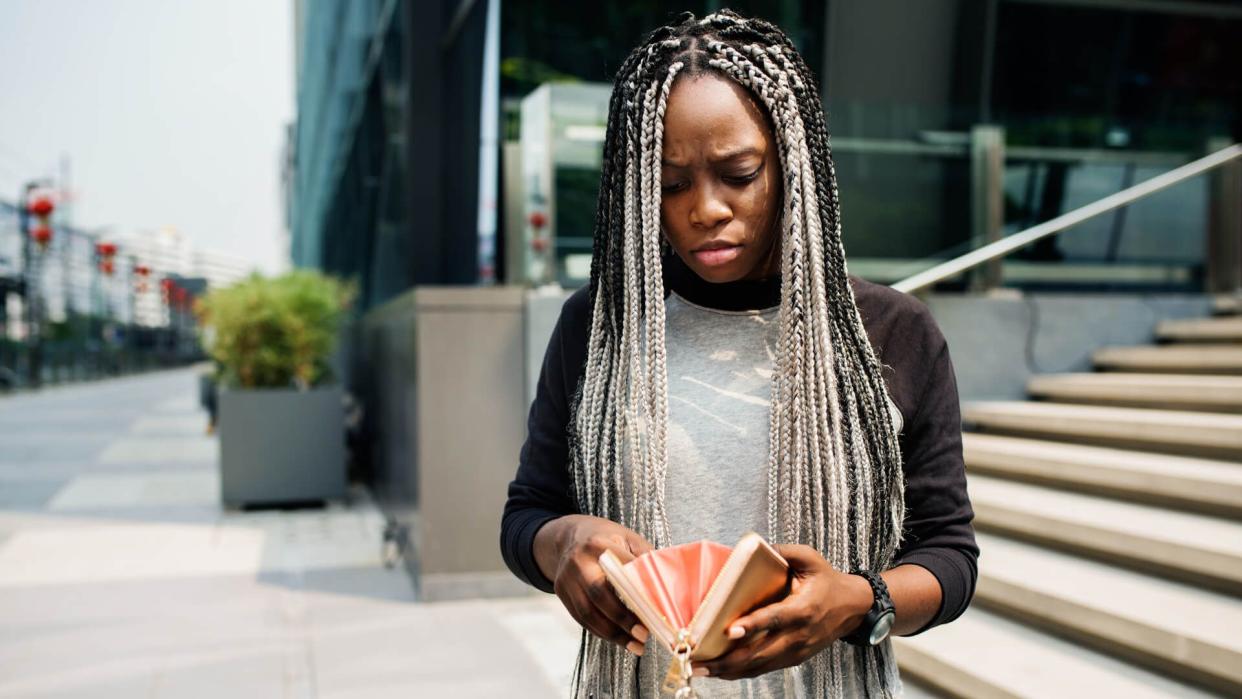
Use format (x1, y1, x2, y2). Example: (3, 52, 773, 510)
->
(290, 0, 490, 312)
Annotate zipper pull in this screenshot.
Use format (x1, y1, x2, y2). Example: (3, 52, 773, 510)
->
(659, 628, 698, 698)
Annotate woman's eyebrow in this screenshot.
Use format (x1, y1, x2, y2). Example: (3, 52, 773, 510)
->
(661, 147, 763, 167)
(711, 146, 762, 162)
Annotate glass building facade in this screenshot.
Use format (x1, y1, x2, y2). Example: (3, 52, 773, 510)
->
(817, 0, 1240, 289)
(289, 0, 491, 311)
(499, 0, 1241, 291)
(290, 0, 1242, 304)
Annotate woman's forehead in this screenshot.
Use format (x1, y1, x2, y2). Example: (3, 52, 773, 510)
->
(662, 73, 772, 161)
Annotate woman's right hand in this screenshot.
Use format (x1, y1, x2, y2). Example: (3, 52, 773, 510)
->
(534, 514, 653, 655)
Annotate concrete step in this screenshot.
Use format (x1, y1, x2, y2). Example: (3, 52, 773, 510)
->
(974, 533, 1242, 696)
(963, 433, 1242, 520)
(962, 401, 1242, 461)
(902, 680, 947, 699)
(1093, 344, 1242, 374)
(1026, 372, 1242, 413)
(1157, 317, 1242, 343)
(969, 475, 1242, 595)
(894, 607, 1219, 699)
(1212, 294, 1242, 316)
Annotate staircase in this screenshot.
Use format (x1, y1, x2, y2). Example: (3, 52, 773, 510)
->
(893, 294, 1242, 698)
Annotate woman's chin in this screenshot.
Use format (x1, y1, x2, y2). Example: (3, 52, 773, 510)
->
(687, 261, 749, 284)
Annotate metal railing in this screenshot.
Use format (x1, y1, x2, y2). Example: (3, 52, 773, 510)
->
(891, 142, 1242, 295)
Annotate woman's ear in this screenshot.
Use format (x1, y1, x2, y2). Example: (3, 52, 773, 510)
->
(659, 227, 673, 257)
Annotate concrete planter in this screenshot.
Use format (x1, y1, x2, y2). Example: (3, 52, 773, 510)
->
(218, 384, 346, 508)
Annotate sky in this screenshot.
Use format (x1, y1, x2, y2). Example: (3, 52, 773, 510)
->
(0, 0, 294, 274)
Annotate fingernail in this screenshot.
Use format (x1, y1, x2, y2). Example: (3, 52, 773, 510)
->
(632, 624, 649, 643)
(692, 667, 709, 677)
(627, 640, 644, 656)
(728, 625, 745, 639)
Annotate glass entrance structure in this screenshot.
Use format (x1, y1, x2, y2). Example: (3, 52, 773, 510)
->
(498, 0, 1242, 292)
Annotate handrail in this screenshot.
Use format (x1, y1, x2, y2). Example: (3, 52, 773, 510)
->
(832, 135, 1189, 167)
(891, 143, 1242, 294)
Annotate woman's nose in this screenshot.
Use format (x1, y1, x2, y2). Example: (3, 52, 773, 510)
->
(689, 185, 732, 229)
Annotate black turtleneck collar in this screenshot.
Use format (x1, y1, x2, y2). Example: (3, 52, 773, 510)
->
(660, 250, 782, 312)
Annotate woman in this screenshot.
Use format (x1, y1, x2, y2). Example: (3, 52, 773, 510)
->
(501, 10, 977, 698)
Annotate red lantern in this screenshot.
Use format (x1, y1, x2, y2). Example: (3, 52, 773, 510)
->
(95, 242, 117, 258)
(528, 211, 548, 230)
(31, 225, 53, 250)
(27, 196, 56, 251)
(27, 197, 54, 217)
(100, 259, 115, 276)
(134, 265, 151, 292)
(173, 286, 188, 309)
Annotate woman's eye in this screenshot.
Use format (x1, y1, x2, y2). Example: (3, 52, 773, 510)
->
(661, 181, 687, 194)
(723, 168, 761, 185)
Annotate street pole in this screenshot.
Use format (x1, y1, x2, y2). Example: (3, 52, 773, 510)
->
(126, 255, 137, 371)
(18, 185, 29, 386)
(18, 182, 42, 388)
(89, 233, 100, 377)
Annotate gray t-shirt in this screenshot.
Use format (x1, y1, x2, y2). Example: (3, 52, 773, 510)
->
(631, 292, 903, 698)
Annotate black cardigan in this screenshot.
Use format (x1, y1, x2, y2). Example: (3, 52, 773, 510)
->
(500, 256, 979, 635)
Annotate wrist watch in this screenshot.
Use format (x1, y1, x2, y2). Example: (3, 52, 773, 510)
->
(842, 570, 896, 647)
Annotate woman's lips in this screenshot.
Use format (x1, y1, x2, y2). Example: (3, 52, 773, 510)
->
(692, 245, 742, 266)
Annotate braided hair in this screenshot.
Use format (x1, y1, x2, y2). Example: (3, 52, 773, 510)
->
(565, 10, 907, 697)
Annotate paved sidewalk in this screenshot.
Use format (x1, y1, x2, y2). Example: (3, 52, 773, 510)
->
(0, 368, 580, 698)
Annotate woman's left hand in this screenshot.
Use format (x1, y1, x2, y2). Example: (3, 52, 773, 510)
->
(696, 543, 874, 680)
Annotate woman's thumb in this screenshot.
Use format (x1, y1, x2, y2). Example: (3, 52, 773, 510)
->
(626, 531, 655, 557)
(772, 543, 816, 565)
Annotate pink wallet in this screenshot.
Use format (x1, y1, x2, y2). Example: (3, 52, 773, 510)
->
(599, 531, 789, 692)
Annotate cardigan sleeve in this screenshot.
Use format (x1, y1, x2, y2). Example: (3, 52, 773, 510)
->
(889, 310, 980, 635)
(499, 288, 589, 594)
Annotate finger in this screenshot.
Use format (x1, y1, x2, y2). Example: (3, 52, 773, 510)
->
(771, 543, 820, 566)
(699, 625, 783, 677)
(626, 530, 654, 557)
(729, 599, 803, 639)
(570, 562, 647, 651)
(728, 638, 810, 681)
(704, 633, 800, 680)
(558, 569, 635, 651)
(571, 586, 640, 652)
(583, 570, 646, 643)
(607, 535, 649, 564)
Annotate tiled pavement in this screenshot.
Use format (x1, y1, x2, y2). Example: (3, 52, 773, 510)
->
(0, 368, 947, 698)
(0, 368, 581, 698)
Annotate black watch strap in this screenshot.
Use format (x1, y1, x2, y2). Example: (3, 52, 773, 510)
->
(842, 570, 895, 647)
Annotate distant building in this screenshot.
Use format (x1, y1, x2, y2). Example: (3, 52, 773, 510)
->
(116, 227, 253, 327)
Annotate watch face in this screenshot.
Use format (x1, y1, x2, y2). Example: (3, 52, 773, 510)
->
(869, 611, 895, 645)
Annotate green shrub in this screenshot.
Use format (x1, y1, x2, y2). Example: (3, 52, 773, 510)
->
(196, 271, 354, 389)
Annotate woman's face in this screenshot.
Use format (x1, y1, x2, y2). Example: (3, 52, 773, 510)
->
(660, 73, 782, 283)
